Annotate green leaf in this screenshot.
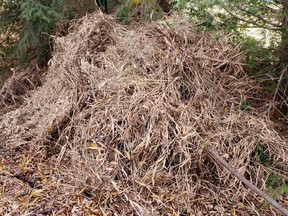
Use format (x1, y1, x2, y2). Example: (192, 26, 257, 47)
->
(240, 101, 250, 110)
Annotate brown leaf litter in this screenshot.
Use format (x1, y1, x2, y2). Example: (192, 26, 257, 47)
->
(0, 13, 287, 215)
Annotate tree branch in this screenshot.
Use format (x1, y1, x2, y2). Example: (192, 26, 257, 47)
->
(273, 64, 288, 102)
(236, 5, 282, 28)
(223, 6, 281, 31)
(206, 147, 288, 216)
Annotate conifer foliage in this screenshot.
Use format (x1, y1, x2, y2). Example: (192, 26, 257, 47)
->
(0, 0, 64, 64)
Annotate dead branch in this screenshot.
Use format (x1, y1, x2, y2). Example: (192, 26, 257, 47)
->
(206, 147, 288, 216)
(273, 64, 288, 102)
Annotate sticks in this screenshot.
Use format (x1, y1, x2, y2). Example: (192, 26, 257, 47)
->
(206, 147, 288, 216)
(273, 64, 288, 102)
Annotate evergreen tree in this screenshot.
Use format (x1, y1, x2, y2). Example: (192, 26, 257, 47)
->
(0, 0, 64, 65)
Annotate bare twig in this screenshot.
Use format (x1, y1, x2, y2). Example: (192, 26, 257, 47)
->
(206, 147, 288, 216)
(27, 207, 58, 216)
(273, 64, 288, 102)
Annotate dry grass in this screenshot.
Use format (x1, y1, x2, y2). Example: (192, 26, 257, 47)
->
(0, 12, 287, 215)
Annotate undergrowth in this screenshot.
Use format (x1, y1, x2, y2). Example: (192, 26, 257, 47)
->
(254, 144, 288, 202)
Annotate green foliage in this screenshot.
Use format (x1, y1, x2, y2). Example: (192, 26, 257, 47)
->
(182, 0, 284, 31)
(187, 0, 218, 31)
(180, 0, 285, 52)
(253, 144, 288, 201)
(18, 0, 64, 63)
(267, 173, 288, 201)
(176, 0, 186, 10)
(254, 144, 272, 167)
(263, 82, 277, 93)
(116, 0, 163, 24)
(116, 3, 131, 23)
(0, 0, 64, 65)
(241, 36, 277, 75)
(240, 100, 250, 110)
(0, 0, 20, 61)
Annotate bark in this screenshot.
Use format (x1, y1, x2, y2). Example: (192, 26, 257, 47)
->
(276, 1, 288, 111)
(280, 0, 288, 65)
(158, 0, 171, 13)
(206, 147, 288, 216)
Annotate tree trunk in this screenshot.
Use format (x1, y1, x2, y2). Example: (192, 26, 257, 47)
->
(280, 0, 288, 66)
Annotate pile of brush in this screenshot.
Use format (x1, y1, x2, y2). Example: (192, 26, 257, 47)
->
(0, 13, 287, 215)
